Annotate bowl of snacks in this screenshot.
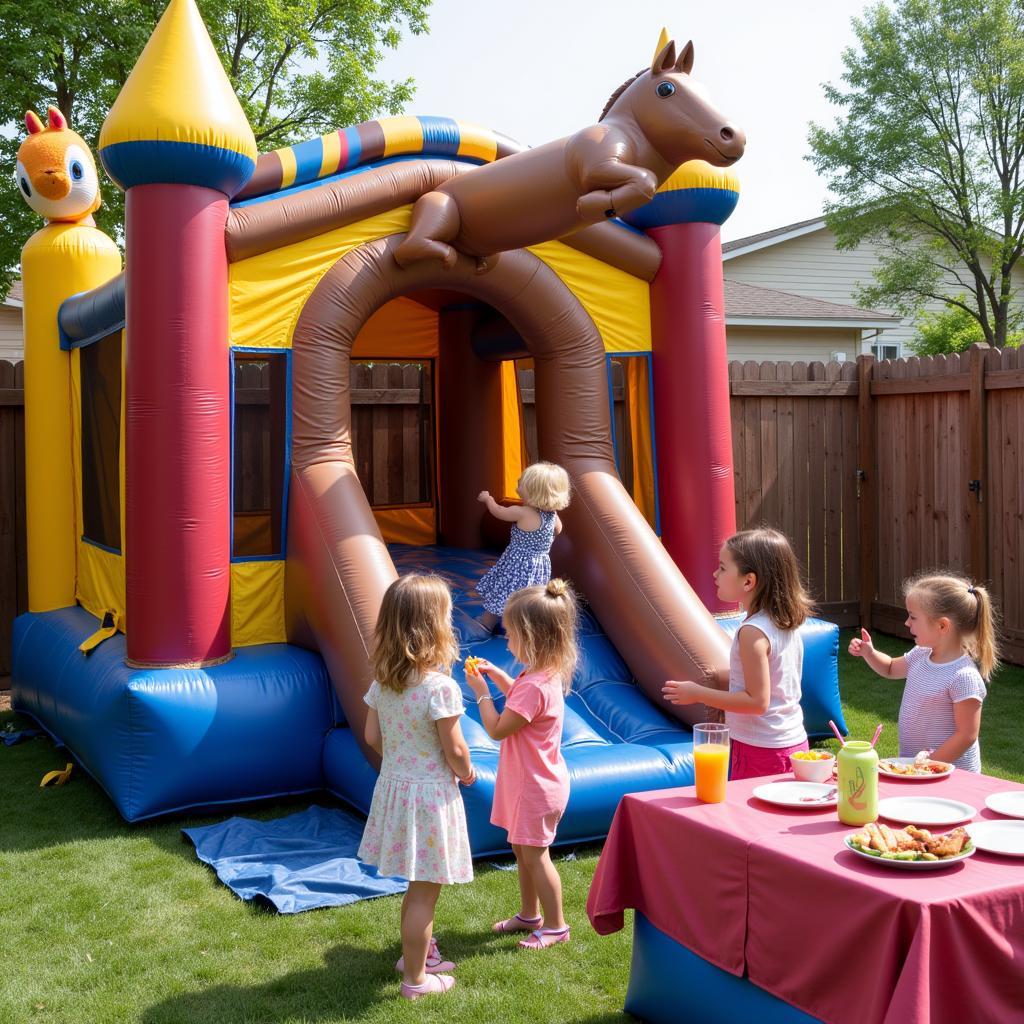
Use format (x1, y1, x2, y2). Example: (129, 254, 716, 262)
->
(790, 749, 836, 783)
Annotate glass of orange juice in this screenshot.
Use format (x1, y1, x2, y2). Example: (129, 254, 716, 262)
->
(693, 723, 730, 803)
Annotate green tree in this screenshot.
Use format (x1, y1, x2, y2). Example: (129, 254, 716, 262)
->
(912, 297, 1024, 353)
(808, 0, 1024, 349)
(0, 0, 429, 297)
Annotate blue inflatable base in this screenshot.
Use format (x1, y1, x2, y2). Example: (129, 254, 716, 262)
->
(626, 913, 822, 1024)
(10, 547, 845, 842)
(11, 606, 333, 821)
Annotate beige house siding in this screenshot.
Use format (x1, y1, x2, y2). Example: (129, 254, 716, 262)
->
(726, 325, 861, 363)
(0, 306, 23, 362)
(723, 223, 1024, 355)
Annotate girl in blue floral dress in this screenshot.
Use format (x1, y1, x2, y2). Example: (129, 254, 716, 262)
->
(477, 462, 571, 631)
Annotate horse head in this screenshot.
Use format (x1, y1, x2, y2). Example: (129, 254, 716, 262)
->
(16, 107, 102, 224)
(604, 37, 745, 170)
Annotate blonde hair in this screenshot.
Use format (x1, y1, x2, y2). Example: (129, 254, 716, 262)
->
(903, 572, 1000, 680)
(726, 528, 814, 631)
(371, 574, 459, 692)
(517, 462, 571, 512)
(503, 578, 578, 693)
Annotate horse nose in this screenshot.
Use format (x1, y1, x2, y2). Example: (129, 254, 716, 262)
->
(720, 124, 746, 154)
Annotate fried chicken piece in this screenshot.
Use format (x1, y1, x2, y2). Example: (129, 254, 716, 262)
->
(926, 827, 968, 857)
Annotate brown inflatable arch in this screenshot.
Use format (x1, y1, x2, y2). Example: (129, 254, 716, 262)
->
(286, 234, 729, 766)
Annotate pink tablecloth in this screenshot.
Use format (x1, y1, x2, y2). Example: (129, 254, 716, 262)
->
(587, 771, 1024, 1024)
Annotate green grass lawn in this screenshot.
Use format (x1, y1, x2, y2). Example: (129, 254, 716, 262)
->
(1, 631, 1021, 1024)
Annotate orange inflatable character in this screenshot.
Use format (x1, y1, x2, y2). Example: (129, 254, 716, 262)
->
(16, 107, 102, 224)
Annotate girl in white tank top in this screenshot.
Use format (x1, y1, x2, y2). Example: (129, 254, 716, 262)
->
(663, 528, 813, 779)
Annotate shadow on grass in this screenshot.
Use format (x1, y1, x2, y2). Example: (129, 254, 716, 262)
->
(140, 942, 635, 1024)
(140, 943, 389, 1023)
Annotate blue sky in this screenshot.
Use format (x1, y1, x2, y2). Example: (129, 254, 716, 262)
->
(377, 0, 871, 242)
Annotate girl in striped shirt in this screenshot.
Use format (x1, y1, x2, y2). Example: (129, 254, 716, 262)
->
(848, 573, 999, 772)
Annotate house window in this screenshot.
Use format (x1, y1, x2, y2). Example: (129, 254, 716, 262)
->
(233, 351, 288, 559)
(871, 343, 901, 361)
(81, 331, 122, 552)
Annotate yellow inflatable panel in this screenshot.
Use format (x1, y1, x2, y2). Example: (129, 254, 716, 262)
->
(230, 208, 414, 349)
(21, 223, 121, 612)
(528, 239, 651, 352)
(231, 560, 286, 646)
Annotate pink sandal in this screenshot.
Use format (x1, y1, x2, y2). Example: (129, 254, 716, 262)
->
(400, 974, 456, 1000)
(492, 912, 543, 934)
(395, 937, 456, 974)
(519, 926, 570, 950)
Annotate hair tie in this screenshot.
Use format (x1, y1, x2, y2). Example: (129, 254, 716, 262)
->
(968, 586, 976, 595)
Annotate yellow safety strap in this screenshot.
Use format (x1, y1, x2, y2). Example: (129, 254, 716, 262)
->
(79, 609, 120, 655)
(39, 762, 74, 788)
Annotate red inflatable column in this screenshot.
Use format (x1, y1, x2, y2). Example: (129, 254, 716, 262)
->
(623, 164, 741, 612)
(123, 186, 232, 665)
(97, 0, 258, 665)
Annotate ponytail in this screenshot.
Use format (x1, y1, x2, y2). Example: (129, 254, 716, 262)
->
(970, 585, 999, 681)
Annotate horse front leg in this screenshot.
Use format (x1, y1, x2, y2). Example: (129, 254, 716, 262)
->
(576, 162, 658, 221)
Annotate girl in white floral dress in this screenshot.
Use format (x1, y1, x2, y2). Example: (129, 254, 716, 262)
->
(358, 573, 476, 1002)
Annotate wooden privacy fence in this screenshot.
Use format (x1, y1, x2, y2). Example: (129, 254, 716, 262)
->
(730, 345, 1024, 664)
(2, 346, 1023, 675)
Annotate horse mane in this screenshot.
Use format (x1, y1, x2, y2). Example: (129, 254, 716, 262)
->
(599, 68, 648, 122)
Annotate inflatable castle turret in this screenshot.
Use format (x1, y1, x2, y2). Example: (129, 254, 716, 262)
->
(98, 0, 257, 667)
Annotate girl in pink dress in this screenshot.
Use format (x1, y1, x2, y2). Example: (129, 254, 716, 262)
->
(358, 574, 477, 1001)
(466, 579, 577, 950)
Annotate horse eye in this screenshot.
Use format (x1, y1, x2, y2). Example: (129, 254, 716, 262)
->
(656, 81, 676, 98)
(20, 176, 31, 198)
(70, 160, 84, 181)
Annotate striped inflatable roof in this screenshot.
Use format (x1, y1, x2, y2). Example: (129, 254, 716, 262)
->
(235, 115, 524, 202)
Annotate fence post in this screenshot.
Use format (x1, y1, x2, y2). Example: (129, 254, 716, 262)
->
(857, 354, 876, 628)
(968, 342, 990, 582)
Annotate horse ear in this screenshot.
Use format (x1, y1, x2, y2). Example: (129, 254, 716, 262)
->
(675, 40, 694, 75)
(25, 110, 44, 135)
(47, 106, 67, 131)
(651, 39, 677, 75)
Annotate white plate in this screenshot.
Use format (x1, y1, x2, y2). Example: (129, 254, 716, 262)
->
(966, 820, 1024, 857)
(752, 781, 838, 808)
(984, 791, 1024, 819)
(878, 757, 954, 780)
(844, 836, 975, 870)
(877, 796, 976, 826)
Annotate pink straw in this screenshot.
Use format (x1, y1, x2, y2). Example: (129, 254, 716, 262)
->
(828, 720, 846, 746)
(870, 723, 884, 749)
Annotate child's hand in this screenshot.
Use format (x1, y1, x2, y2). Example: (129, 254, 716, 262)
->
(848, 628, 874, 658)
(477, 490, 491, 504)
(458, 767, 477, 787)
(662, 680, 701, 705)
(464, 660, 489, 697)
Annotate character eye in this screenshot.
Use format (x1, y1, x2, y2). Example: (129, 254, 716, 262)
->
(656, 81, 676, 98)
(70, 160, 84, 181)
(20, 176, 32, 198)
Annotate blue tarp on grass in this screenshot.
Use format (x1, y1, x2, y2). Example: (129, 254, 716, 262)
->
(183, 805, 407, 913)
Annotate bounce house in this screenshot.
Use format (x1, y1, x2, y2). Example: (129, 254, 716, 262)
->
(11, 0, 843, 851)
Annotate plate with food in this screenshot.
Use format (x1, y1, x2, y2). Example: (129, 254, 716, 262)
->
(983, 790, 1024, 819)
(877, 755, 954, 780)
(965, 820, 1024, 857)
(752, 781, 838, 808)
(845, 822, 975, 869)
(877, 796, 976, 826)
